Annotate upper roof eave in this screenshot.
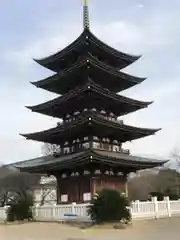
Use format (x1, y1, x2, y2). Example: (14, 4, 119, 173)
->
(88, 30, 141, 62)
(20, 112, 161, 143)
(33, 29, 141, 69)
(31, 54, 146, 93)
(33, 31, 84, 65)
(26, 80, 152, 116)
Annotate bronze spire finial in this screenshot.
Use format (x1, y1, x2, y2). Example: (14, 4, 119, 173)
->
(83, 0, 89, 29)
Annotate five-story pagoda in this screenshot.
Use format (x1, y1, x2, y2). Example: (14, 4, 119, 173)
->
(16, 1, 167, 203)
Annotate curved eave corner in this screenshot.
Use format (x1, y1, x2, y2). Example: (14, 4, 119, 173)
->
(32, 31, 85, 66)
(137, 100, 153, 110)
(130, 54, 141, 62)
(25, 105, 33, 111)
(151, 157, 168, 165)
(33, 58, 41, 64)
(160, 159, 169, 165)
(33, 58, 48, 69)
(154, 128, 162, 134)
(146, 101, 154, 107)
(144, 128, 161, 136)
(20, 133, 29, 139)
(25, 105, 41, 114)
(131, 77, 146, 84)
(30, 81, 41, 88)
(20, 132, 40, 140)
(89, 30, 141, 62)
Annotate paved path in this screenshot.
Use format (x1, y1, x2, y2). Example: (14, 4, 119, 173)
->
(0, 217, 180, 240)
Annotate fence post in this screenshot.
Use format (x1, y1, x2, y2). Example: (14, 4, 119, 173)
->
(164, 196, 171, 218)
(72, 202, 76, 215)
(152, 197, 159, 219)
(136, 200, 140, 213)
(4, 206, 9, 223)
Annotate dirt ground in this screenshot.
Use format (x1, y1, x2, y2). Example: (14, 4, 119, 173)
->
(0, 217, 180, 240)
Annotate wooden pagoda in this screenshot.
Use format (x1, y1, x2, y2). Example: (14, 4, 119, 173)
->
(16, 1, 167, 203)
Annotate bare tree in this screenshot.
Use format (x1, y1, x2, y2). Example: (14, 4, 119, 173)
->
(128, 167, 180, 201)
(0, 170, 41, 206)
(128, 170, 158, 201)
(171, 148, 180, 170)
(38, 144, 58, 205)
(156, 168, 180, 194)
(42, 143, 61, 156)
(0, 190, 11, 207)
(170, 148, 180, 197)
(40, 188, 51, 206)
(39, 187, 56, 206)
(37, 175, 57, 205)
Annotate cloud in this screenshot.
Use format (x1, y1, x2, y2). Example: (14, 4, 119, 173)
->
(138, 4, 144, 9)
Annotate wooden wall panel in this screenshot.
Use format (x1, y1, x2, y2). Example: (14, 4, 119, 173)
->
(56, 175, 127, 203)
(91, 176, 126, 196)
(56, 175, 91, 203)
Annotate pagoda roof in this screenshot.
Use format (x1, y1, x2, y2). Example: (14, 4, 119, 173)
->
(14, 149, 168, 174)
(27, 80, 152, 118)
(20, 112, 160, 144)
(34, 29, 140, 72)
(32, 54, 145, 95)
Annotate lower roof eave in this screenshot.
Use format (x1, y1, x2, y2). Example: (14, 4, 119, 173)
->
(15, 149, 168, 174)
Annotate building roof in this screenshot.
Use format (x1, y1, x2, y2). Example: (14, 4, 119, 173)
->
(21, 111, 160, 144)
(34, 29, 140, 72)
(27, 79, 152, 118)
(17, 2, 165, 176)
(14, 149, 168, 174)
(34, 2, 140, 72)
(32, 54, 145, 95)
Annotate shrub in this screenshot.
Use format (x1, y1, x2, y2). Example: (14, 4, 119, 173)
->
(163, 189, 180, 200)
(149, 192, 164, 201)
(6, 193, 34, 222)
(88, 189, 131, 224)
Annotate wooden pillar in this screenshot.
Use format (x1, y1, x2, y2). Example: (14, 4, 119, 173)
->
(90, 177, 95, 197)
(56, 175, 61, 204)
(124, 173, 129, 197)
(125, 181, 128, 197)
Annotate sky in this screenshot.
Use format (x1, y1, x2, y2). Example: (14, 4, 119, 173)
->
(0, 0, 180, 164)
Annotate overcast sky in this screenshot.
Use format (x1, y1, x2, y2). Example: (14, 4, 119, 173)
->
(0, 0, 180, 164)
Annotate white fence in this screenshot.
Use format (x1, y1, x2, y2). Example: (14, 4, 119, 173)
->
(0, 206, 7, 221)
(0, 197, 180, 222)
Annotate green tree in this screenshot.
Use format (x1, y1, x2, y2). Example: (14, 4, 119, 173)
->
(88, 189, 131, 224)
(6, 192, 34, 222)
